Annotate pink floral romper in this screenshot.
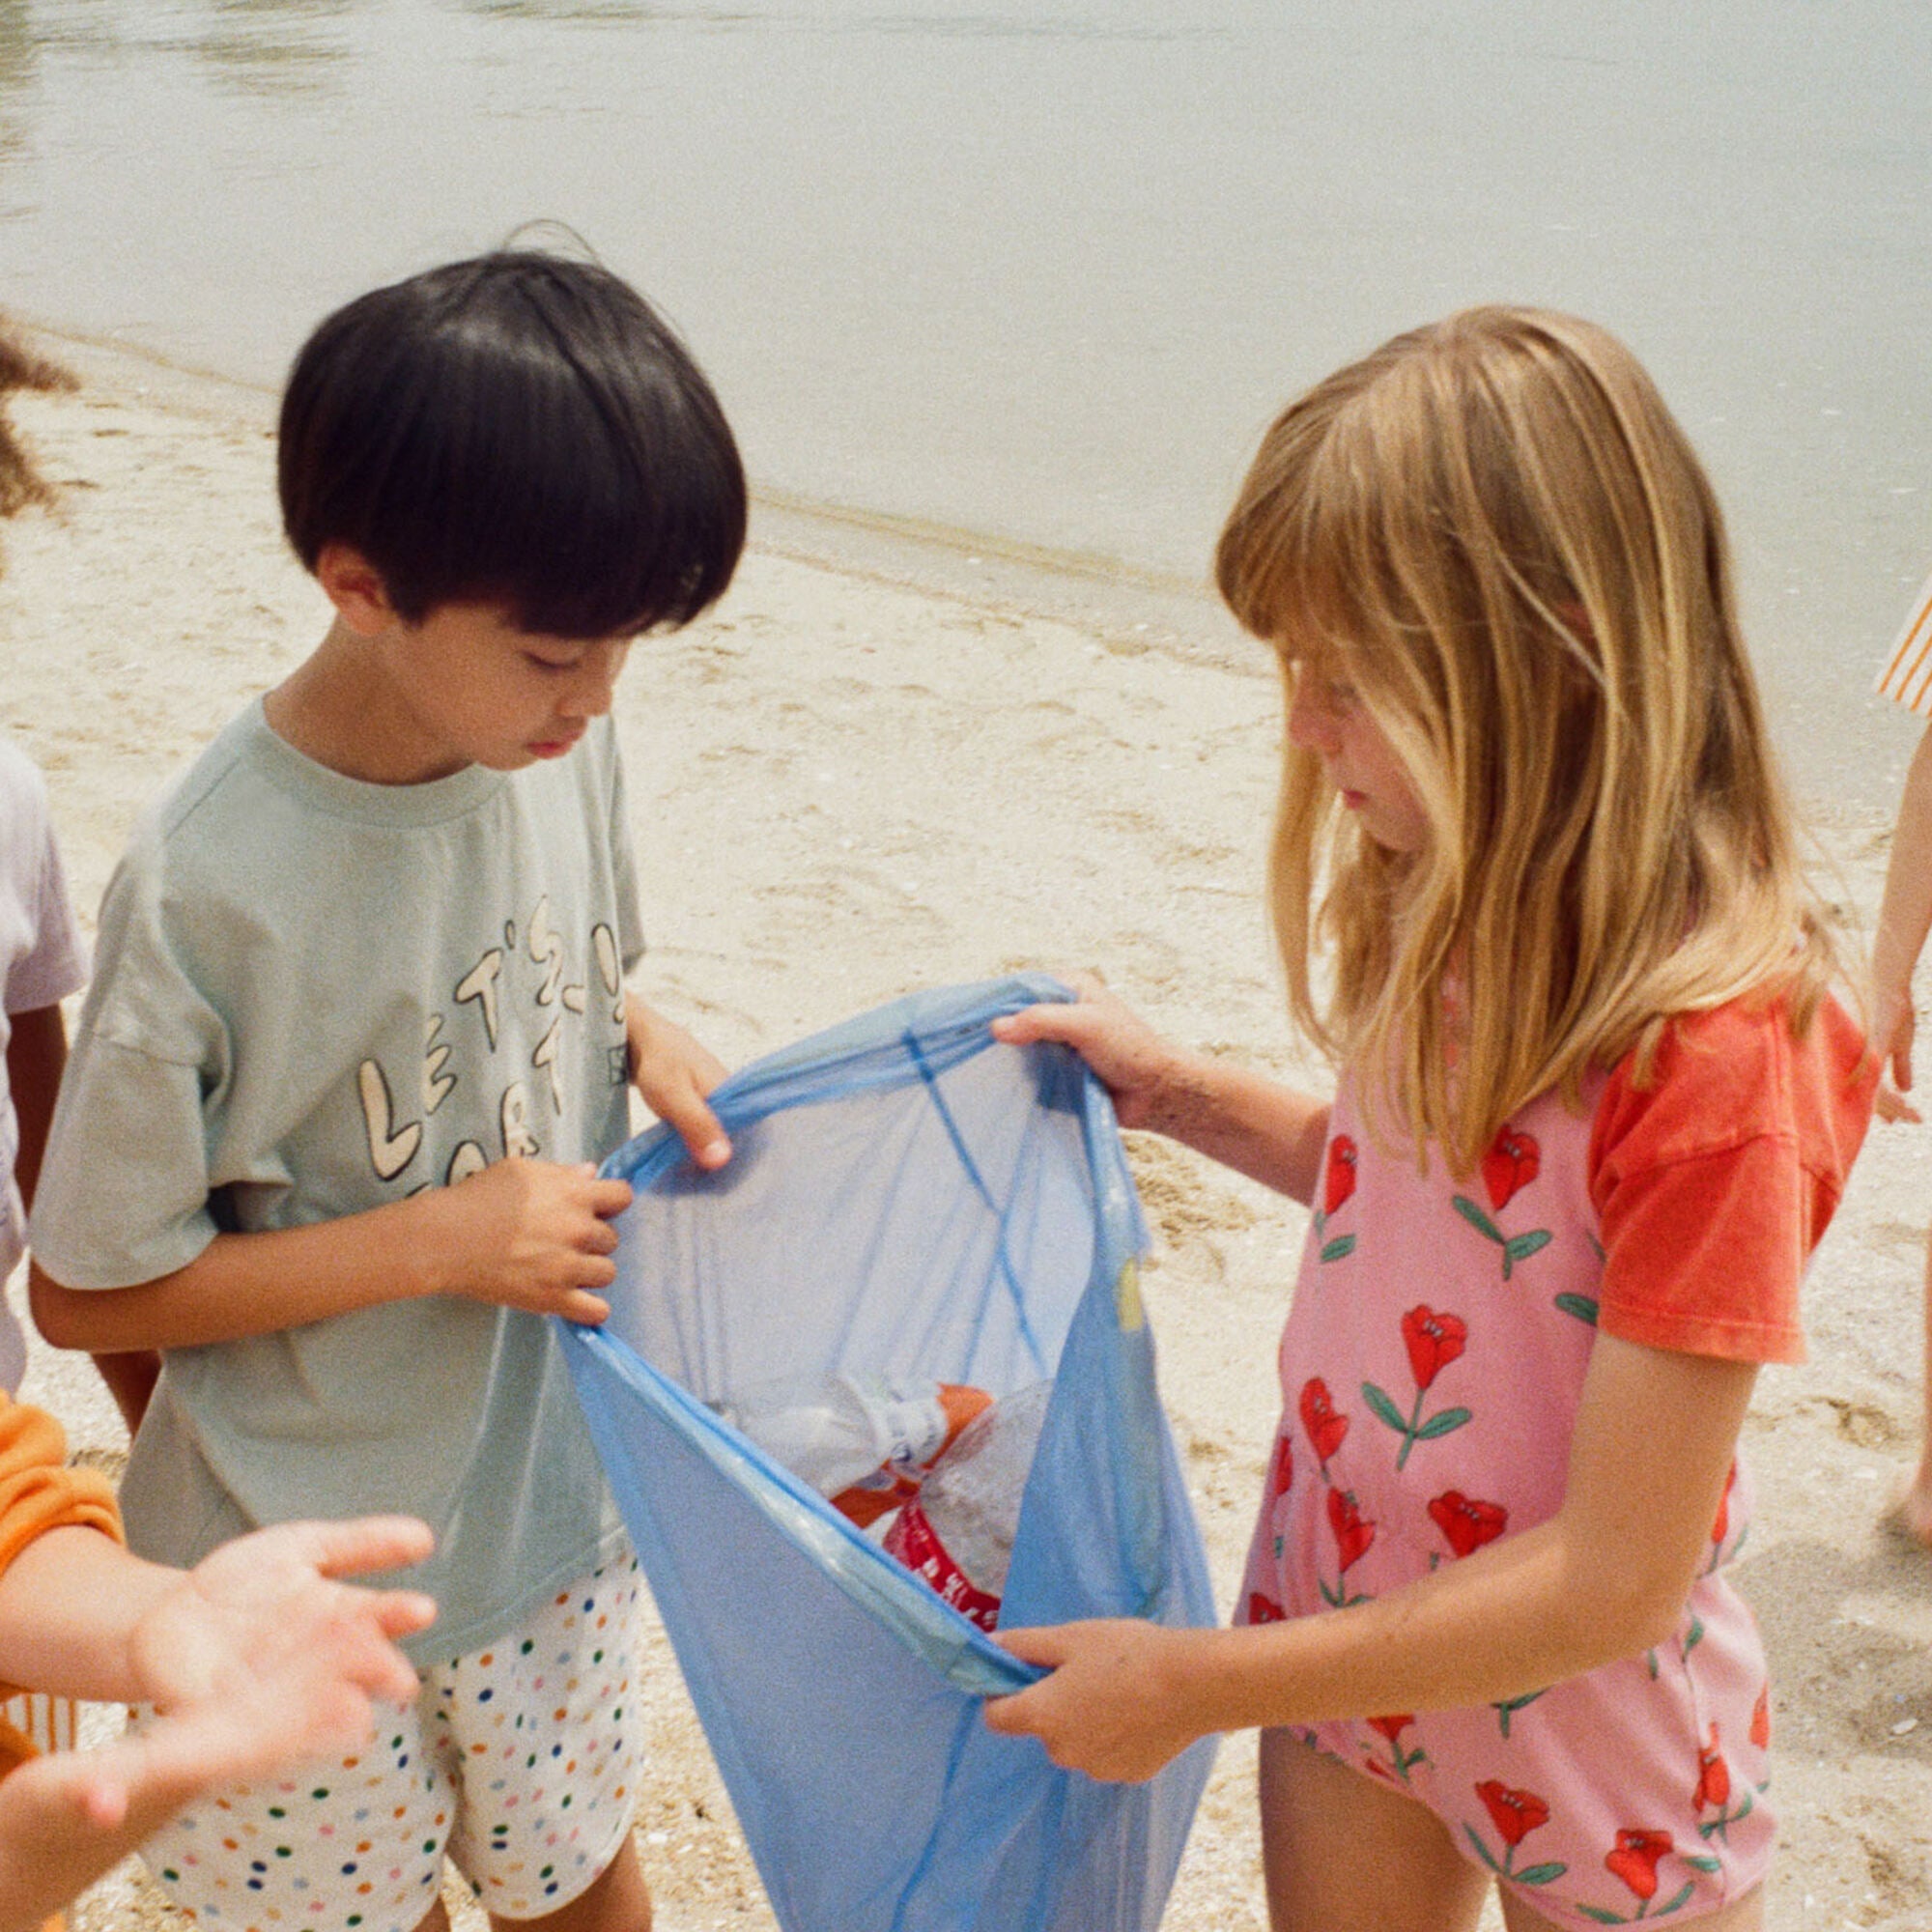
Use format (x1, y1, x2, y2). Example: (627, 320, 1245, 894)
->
(1238, 1075, 1774, 1928)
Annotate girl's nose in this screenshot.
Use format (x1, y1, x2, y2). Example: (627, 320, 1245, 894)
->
(1287, 676, 1339, 753)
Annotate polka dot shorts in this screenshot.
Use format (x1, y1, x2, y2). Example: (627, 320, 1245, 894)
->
(141, 1554, 644, 1932)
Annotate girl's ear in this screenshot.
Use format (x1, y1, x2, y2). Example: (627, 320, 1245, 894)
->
(315, 543, 400, 636)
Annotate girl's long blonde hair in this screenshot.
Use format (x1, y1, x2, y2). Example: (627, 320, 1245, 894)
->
(1215, 305, 1837, 1174)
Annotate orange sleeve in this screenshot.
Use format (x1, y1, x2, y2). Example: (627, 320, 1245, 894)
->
(1586, 994, 1876, 1365)
(0, 1396, 122, 1577)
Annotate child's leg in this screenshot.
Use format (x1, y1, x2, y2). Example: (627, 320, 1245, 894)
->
(1259, 1727, 1491, 1932)
(1496, 1881, 1763, 1931)
(488, 1833, 649, 1932)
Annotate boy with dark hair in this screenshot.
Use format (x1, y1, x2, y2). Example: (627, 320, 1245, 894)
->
(27, 250, 746, 1932)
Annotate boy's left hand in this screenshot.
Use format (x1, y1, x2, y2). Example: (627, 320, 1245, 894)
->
(625, 998, 731, 1169)
(983, 1619, 1208, 1783)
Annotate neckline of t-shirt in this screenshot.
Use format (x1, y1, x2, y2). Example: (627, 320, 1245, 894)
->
(240, 698, 512, 826)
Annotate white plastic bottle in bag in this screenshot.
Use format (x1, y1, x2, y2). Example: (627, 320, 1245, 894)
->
(715, 1374, 991, 1526)
(883, 1380, 1053, 1631)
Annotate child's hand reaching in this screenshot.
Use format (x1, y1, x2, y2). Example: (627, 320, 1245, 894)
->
(994, 976, 1331, 1204)
(990, 976, 1189, 1135)
(126, 1515, 436, 1777)
(1874, 984, 1923, 1123)
(626, 998, 732, 1170)
(0, 1515, 434, 1932)
(426, 1157, 634, 1323)
(984, 1618, 1210, 1783)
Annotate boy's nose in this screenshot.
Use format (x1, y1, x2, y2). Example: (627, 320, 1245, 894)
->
(566, 639, 628, 717)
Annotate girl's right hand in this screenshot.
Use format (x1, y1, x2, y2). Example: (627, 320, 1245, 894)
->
(991, 975, 1188, 1134)
(1872, 983, 1922, 1123)
(423, 1157, 633, 1323)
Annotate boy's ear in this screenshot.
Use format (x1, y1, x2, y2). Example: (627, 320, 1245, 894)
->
(316, 544, 402, 637)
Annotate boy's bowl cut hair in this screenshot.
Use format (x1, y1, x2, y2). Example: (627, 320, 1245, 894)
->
(278, 251, 747, 637)
(1215, 305, 1839, 1172)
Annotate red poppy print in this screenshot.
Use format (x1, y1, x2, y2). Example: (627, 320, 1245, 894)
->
(1326, 1487, 1374, 1573)
(1323, 1136, 1358, 1216)
(1319, 1488, 1375, 1607)
(1710, 1462, 1738, 1547)
(1267, 1432, 1293, 1500)
(1315, 1136, 1359, 1261)
(1367, 1714, 1426, 1784)
(1246, 1591, 1285, 1626)
(1690, 1721, 1755, 1846)
(1364, 1310, 1472, 1469)
(1402, 1305, 1467, 1390)
(1299, 1378, 1349, 1468)
(1604, 1829, 1672, 1902)
(1482, 1125, 1540, 1210)
(1477, 1781, 1549, 1849)
(1749, 1683, 1771, 1750)
(1428, 1491, 1509, 1557)
(1452, 1126, 1554, 1279)
(1465, 1781, 1566, 1886)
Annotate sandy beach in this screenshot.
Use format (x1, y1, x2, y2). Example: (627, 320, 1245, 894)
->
(1, 335, 1927, 1932)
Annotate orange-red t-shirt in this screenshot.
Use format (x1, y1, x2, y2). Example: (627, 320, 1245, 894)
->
(1586, 993, 1875, 1364)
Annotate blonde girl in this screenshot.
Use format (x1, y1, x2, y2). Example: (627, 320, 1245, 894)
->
(983, 307, 1873, 1932)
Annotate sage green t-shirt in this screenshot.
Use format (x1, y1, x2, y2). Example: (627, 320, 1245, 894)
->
(31, 702, 644, 1661)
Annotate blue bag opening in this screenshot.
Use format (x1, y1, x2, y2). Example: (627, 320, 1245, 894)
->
(559, 976, 1216, 1931)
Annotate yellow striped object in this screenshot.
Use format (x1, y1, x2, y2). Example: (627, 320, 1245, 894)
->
(1876, 567, 1932, 715)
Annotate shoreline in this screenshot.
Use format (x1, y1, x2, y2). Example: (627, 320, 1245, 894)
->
(2, 334, 1927, 1932)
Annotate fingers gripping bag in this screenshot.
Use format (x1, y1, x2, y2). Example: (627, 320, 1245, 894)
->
(557, 976, 1216, 1932)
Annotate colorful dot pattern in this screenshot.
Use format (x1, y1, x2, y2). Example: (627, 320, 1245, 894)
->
(141, 1556, 644, 1932)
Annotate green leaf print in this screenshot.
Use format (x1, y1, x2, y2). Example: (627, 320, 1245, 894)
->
(1463, 1826, 1504, 1876)
(1452, 1195, 1505, 1243)
(1554, 1293, 1600, 1326)
(1492, 1689, 1547, 1737)
(1320, 1234, 1357, 1263)
(1415, 1406, 1473, 1439)
(1361, 1382, 1408, 1433)
(1515, 1862, 1569, 1887)
(1500, 1230, 1552, 1280)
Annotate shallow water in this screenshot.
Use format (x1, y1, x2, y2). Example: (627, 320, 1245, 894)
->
(1, 0, 1929, 806)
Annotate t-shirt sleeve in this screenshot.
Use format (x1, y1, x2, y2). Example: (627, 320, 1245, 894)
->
(26, 848, 227, 1292)
(0, 1395, 122, 1577)
(4, 758, 87, 1017)
(1587, 995, 1875, 1365)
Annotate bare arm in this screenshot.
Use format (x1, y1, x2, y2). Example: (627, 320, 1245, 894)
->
(990, 978, 1331, 1206)
(4, 1004, 65, 1216)
(1873, 719, 1932, 1102)
(5, 1005, 160, 1432)
(986, 1333, 1753, 1779)
(624, 994, 732, 1169)
(30, 1155, 634, 1355)
(0, 1515, 434, 1932)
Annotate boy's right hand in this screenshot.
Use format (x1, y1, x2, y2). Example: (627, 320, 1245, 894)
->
(990, 974, 1188, 1135)
(425, 1158, 634, 1323)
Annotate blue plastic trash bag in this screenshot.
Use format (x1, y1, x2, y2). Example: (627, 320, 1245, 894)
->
(558, 975, 1216, 1932)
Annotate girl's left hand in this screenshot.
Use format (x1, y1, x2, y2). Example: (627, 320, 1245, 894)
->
(983, 1619, 1208, 1782)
